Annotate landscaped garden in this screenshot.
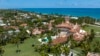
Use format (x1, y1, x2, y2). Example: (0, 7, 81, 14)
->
(2, 37, 41, 56)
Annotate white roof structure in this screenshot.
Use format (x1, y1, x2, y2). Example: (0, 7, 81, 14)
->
(0, 24, 6, 26)
(51, 36, 58, 40)
(15, 29, 20, 33)
(0, 20, 3, 23)
(70, 17, 78, 20)
(48, 54, 53, 56)
(38, 38, 42, 42)
(79, 29, 86, 34)
(60, 53, 65, 56)
(26, 30, 31, 34)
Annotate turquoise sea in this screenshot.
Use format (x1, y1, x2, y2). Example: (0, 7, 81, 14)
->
(18, 8, 100, 19)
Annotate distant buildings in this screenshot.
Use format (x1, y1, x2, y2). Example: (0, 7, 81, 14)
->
(0, 19, 6, 26)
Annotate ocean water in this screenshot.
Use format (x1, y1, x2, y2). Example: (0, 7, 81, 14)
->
(18, 8, 100, 19)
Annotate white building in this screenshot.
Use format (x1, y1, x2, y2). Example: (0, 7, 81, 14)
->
(0, 20, 6, 26)
(70, 17, 78, 20)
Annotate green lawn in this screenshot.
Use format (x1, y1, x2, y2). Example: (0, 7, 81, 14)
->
(2, 37, 41, 56)
(83, 25, 100, 32)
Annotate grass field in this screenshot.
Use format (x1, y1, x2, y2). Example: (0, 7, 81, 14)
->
(83, 25, 100, 32)
(83, 25, 100, 38)
(2, 37, 41, 56)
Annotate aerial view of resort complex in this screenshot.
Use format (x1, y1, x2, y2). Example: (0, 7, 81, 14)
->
(0, 0, 100, 56)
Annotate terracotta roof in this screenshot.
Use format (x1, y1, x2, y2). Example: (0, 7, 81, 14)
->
(73, 33, 85, 41)
(51, 33, 71, 45)
(32, 28, 42, 35)
(56, 22, 72, 29)
(52, 37, 68, 45)
(20, 23, 27, 27)
(70, 28, 80, 33)
(4, 26, 19, 30)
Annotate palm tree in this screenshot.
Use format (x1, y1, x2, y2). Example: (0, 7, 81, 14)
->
(62, 46, 70, 55)
(12, 35, 20, 53)
(16, 40, 20, 53)
(89, 29, 95, 42)
(0, 47, 4, 56)
(50, 44, 61, 56)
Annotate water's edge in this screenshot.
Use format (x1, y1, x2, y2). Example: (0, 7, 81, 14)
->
(17, 8, 100, 19)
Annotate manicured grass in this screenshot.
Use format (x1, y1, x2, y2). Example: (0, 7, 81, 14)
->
(2, 37, 41, 56)
(83, 25, 100, 32)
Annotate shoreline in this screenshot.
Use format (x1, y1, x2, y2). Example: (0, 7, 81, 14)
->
(0, 8, 100, 19)
(18, 8, 100, 19)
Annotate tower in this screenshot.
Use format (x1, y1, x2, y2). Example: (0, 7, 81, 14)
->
(65, 16, 70, 23)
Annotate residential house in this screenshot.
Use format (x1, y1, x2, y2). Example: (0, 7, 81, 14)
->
(0, 19, 6, 26)
(87, 52, 100, 56)
(32, 28, 42, 35)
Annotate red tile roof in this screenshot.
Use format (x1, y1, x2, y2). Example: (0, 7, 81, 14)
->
(52, 37, 68, 45)
(73, 33, 85, 41)
(51, 34, 71, 45)
(56, 22, 73, 29)
(4, 26, 19, 30)
(20, 23, 27, 27)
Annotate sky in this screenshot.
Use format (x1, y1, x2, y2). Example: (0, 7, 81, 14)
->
(0, 0, 100, 8)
